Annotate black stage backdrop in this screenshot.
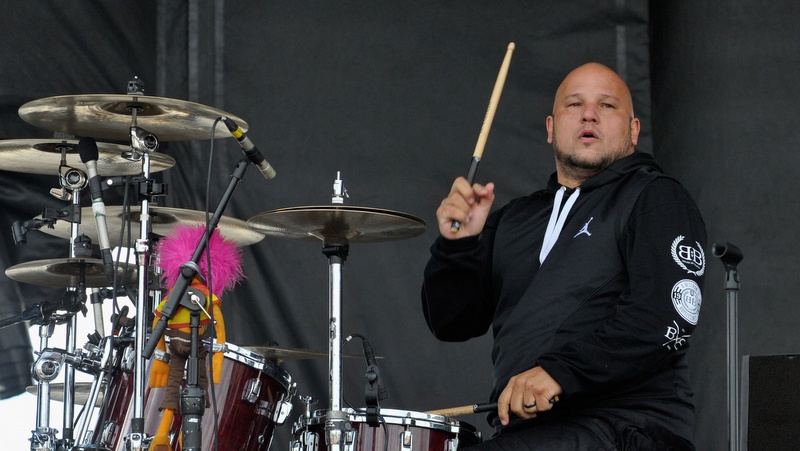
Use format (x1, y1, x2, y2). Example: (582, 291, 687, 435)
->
(1, 2, 799, 450)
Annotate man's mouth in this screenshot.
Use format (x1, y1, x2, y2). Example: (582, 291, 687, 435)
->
(579, 129, 599, 142)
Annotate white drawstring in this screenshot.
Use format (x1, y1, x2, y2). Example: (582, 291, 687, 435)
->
(539, 187, 581, 264)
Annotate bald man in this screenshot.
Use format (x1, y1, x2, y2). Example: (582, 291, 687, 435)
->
(422, 63, 706, 449)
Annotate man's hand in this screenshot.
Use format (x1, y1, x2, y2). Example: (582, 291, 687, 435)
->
(497, 366, 562, 425)
(436, 177, 495, 239)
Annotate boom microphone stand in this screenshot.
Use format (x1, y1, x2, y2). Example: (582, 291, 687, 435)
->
(713, 242, 744, 451)
(143, 156, 252, 447)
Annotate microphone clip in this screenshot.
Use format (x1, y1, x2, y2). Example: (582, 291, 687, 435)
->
(11, 206, 76, 245)
(364, 363, 384, 427)
(346, 333, 388, 427)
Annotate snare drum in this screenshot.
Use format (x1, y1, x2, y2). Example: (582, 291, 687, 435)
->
(291, 408, 481, 451)
(87, 342, 294, 451)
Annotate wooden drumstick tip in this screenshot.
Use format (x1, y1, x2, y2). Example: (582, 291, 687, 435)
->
(507, 42, 515, 50)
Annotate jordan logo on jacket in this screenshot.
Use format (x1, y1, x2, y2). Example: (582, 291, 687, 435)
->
(574, 217, 594, 238)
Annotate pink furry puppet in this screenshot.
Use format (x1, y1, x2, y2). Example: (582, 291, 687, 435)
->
(147, 224, 244, 451)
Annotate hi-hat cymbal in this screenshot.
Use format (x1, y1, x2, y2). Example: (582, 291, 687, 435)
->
(5, 258, 136, 287)
(0, 139, 175, 175)
(18, 94, 248, 141)
(35, 205, 264, 247)
(242, 345, 369, 362)
(247, 205, 426, 243)
(26, 383, 103, 406)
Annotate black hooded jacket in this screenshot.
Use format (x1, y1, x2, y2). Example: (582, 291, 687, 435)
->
(422, 152, 707, 441)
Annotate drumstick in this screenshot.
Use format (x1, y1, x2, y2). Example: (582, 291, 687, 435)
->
(451, 42, 516, 233)
(426, 396, 559, 417)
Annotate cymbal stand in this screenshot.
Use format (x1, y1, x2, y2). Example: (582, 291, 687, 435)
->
(28, 286, 89, 451)
(323, 172, 350, 451)
(26, 161, 90, 450)
(61, 163, 88, 451)
(125, 91, 162, 450)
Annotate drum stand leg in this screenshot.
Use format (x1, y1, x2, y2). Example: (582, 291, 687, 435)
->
(29, 323, 59, 451)
(73, 336, 115, 446)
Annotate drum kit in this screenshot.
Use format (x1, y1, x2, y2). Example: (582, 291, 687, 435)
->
(1, 79, 482, 451)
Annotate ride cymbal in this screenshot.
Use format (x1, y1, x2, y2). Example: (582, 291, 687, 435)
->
(5, 258, 136, 288)
(35, 205, 264, 247)
(18, 94, 248, 141)
(247, 205, 426, 243)
(0, 139, 175, 175)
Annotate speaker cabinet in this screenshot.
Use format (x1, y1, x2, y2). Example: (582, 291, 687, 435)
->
(742, 354, 800, 449)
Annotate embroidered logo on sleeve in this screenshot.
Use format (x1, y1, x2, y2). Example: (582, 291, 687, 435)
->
(671, 235, 705, 276)
(671, 279, 702, 325)
(663, 320, 691, 351)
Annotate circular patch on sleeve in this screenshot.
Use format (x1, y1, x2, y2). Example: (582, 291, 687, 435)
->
(671, 279, 702, 325)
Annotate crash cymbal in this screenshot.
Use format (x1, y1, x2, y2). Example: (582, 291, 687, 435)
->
(18, 94, 248, 141)
(5, 258, 136, 288)
(242, 345, 369, 361)
(0, 139, 175, 175)
(247, 205, 426, 243)
(26, 383, 103, 406)
(35, 205, 264, 247)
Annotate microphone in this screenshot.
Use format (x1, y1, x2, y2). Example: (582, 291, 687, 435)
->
(360, 336, 388, 401)
(221, 117, 276, 180)
(78, 137, 115, 284)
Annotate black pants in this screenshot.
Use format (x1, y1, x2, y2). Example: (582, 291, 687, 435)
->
(465, 413, 694, 451)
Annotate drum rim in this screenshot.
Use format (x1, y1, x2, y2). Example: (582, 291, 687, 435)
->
(295, 407, 481, 437)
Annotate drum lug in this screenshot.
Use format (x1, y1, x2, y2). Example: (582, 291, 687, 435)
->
(445, 437, 459, 451)
(274, 382, 297, 425)
(242, 377, 262, 403)
(120, 345, 135, 372)
(290, 431, 319, 451)
(274, 398, 294, 425)
(401, 428, 413, 451)
(100, 421, 117, 446)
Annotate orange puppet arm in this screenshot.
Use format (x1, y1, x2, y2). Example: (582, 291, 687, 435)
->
(148, 315, 170, 388)
(211, 303, 226, 384)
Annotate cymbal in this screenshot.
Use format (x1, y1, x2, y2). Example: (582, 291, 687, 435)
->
(242, 345, 369, 361)
(26, 383, 103, 406)
(35, 205, 264, 247)
(5, 258, 136, 288)
(0, 139, 175, 175)
(18, 94, 249, 141)
(247, 205, 426, 243)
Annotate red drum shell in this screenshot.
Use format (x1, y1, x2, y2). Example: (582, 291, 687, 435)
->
(89, 342, 292, 451)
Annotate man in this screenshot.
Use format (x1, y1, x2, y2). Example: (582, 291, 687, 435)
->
(421, 63, 706, 449)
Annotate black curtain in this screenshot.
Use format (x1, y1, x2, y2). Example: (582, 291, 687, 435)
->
(3, 1, 799, 450)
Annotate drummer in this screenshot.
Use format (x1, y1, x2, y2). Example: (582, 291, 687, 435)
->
(421, 62, 706, 449)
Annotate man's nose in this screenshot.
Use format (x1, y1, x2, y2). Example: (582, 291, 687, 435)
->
(582, 105, 598, 122)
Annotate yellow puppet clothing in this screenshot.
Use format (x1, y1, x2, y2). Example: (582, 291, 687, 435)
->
(148, 277, 226, 450)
